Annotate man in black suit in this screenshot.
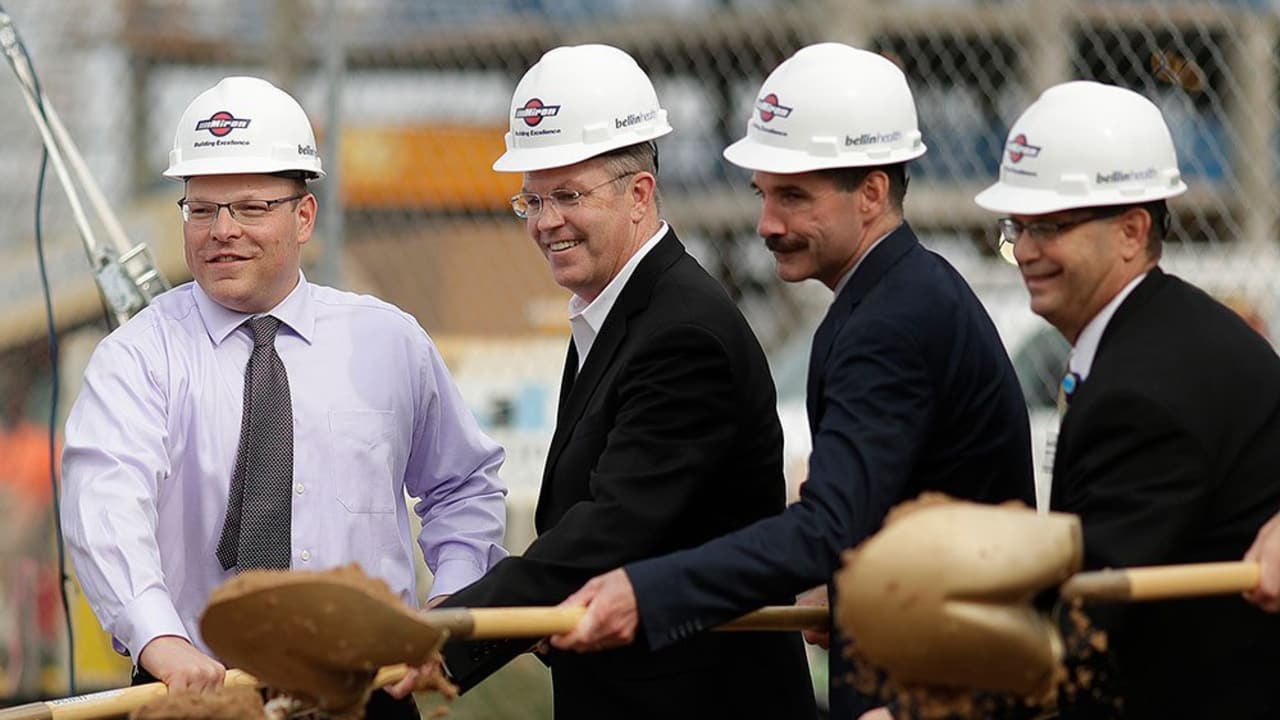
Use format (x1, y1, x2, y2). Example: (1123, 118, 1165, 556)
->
(391, 44, 816, 719)
(974, 80, 1280, 718)
(551, 43, 1034, 719)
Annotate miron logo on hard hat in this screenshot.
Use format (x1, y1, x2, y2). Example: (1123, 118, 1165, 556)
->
(514, 98, 561, 127)
(195, 111, 251, 138)
(1006, 134, 1042, 163)
(756, 94, 793, 122)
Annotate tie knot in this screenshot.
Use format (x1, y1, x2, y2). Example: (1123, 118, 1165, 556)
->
(247, 315, 281, 348)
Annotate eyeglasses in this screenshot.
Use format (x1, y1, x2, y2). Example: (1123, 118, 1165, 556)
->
(995, 206, 1132, 249)
(510, 172, 637, 219)
(178, 192, 308, 226)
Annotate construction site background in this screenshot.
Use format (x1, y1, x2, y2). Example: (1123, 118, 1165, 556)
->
(2, 1, 1279, 716)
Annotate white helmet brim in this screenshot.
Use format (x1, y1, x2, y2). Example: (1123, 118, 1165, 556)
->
(493, 125, 671, 173)
(723, 134, 926, 174)
(974, 177, 1186, 216)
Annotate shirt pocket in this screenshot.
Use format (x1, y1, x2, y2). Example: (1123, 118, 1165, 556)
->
(328, 409, 398, 513)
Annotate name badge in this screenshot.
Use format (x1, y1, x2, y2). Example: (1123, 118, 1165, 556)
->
(1042, 428, 1057, 477)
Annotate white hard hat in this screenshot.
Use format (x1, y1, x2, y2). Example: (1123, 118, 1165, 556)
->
(164, 76, 324, 181)
(974, 81, 1186, 215)
(492, 44, 673, 173)
(723, 43, 926, 174)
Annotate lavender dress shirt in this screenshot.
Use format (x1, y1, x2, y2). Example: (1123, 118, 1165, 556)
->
(61, 275, 507, 660)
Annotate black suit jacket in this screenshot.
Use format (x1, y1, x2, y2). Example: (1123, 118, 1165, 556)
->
(627, 222, 1035, 717)
(440, 230, 816, 719)
(1052, 268, 1280, 719)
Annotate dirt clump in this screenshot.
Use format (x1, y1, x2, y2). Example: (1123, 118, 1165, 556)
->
(130, 686, 266, 720)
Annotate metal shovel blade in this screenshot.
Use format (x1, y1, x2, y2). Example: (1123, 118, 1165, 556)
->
(835, 501, 1084, 697)
(200, 567, 447, 715)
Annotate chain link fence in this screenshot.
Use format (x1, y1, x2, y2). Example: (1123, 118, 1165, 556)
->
(2, 0, 1279, 713)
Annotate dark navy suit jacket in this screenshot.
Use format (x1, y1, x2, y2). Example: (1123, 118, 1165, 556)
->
(627, 221, 1035, 717)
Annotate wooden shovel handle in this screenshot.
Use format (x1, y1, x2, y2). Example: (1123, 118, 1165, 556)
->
(0, 604, 826, 719)
(425, 604, 829, 640)
(1060, 561, 1260, 603)
(0, 666, 416, 720)
(0, 669, 257, 720)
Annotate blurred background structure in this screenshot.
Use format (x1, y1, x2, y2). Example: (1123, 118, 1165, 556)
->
(2, 0, 1279, 716)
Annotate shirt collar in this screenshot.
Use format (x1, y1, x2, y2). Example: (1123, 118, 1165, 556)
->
(568, 221, 667, 327)
(1069, 272, 1147, 381)
(193, 271, 316, 346)
(831, 221, 900, 301)
(567, 222, 667, 369)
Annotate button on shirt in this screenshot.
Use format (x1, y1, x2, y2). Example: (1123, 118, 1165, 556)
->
(61, 275, 508, 660)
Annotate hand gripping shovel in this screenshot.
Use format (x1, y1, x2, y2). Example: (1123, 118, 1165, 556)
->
(833, 500, 1259, 698)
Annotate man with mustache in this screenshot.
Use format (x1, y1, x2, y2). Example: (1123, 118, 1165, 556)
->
(975, 80, 1280, 718)
(60, 76, 507, 719)
(409, 45, 818, 719)
(551, 43, 1035, 719)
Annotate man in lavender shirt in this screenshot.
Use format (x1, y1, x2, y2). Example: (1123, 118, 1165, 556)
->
(59, 77, 506, 718)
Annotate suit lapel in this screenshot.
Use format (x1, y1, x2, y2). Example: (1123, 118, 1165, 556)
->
(806, 223, 919, 429)
(556, 340, 579, 427)
(1055, 267, 1167, 459)
(541, 229, 685, 485)
(1091, 267, 1166, 365)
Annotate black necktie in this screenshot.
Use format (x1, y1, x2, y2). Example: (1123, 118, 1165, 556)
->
(216, 315, 294, 571)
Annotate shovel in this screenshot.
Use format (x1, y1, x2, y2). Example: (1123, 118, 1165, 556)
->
(833, 501, 1260, 698)
(0, 666, 411, 720)
(0, 571, 826, 720)
(198, 567, 828, 714)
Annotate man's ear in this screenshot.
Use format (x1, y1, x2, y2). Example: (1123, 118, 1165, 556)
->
(858, 170, 891, 216)
(1117, 207, 1152, 261)
(295, 192, 318, 246)
(629, 172, 656, 222)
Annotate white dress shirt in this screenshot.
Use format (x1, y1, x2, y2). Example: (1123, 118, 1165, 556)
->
(62, 275, 508, 660)
(1069, 272, 1149, 381)
(569, 222, 668, 369)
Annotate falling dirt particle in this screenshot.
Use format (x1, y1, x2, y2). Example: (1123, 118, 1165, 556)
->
(1089, 632, 1108, 653)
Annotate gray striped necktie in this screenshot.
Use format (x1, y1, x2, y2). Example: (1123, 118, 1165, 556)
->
(216, 315, 294, 571)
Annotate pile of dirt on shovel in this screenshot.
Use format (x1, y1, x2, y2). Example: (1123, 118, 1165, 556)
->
(205, 563, 408, 611)
(840, 494, 1118, 718)
(130, 686, 267, 720)
(839, 592, 1117, 718)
